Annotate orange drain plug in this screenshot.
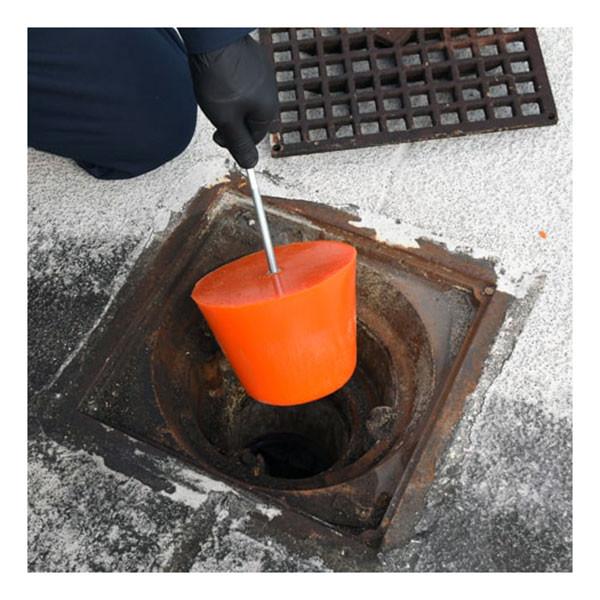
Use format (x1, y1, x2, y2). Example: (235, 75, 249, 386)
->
(192, 169, 357, 406)
(192, 240, 357, 406)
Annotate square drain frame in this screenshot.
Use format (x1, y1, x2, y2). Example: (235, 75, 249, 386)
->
(260, 28, 557, 157)
(44, 181, 512, 549)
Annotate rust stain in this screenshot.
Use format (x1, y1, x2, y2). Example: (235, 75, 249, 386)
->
(73, 181, 512, 549)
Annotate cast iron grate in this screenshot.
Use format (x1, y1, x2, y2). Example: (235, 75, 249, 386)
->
(259, 28, 557, 157)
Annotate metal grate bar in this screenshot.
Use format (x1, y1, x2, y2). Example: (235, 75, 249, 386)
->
(261, 28, 557, 157)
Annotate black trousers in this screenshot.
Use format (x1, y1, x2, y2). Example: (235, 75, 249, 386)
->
(28, 28, 198, 180)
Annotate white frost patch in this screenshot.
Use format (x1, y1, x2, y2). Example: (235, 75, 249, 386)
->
(162, 482, 214, 510)
(107, 525, 120, 543)
(159, 460, 237, 510)
(169, 462, 234, 496)
(255, 504, 282, 521)
(160, 477, 234, 510)
(152, 208, 172, 233)
(215, 505, 230, 522)
(350, 209, 538, 299)
(349, 210, 422, 249)
(492, 269, 541, 300)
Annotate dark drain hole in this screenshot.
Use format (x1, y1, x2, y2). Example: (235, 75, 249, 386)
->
(245, 432, 336, 479)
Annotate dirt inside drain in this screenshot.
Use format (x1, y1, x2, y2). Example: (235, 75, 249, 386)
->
(77, 182, 511, 547)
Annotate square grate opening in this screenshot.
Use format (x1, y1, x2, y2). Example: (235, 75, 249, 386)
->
(61, 183, 512, 549)
(261, 28, 557, 157)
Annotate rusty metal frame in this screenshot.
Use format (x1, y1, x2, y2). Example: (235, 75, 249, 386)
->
(260, 28, 557, 157)
(36, 180, 512, 551)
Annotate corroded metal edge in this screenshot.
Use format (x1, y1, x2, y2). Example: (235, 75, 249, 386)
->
(379, 290, 511, 549)
(34, 179, 512, 554)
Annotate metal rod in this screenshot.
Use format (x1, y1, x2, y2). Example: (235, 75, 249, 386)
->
(246, 168, 279, 274)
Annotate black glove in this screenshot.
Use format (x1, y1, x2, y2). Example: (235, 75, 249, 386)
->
(188, 34, 278, 168)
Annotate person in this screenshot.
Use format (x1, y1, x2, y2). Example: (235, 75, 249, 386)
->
(28, 28, 278, 180)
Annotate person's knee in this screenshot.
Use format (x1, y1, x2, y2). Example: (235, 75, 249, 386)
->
(29, 28, 199, 180)
(39, 95, 198, 181)
(119, 97, 198, 178)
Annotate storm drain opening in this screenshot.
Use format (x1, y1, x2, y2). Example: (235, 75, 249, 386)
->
(197, 352, 351, 481)
(77, 183, 511, 548)
(152, 298, 428, 493)
(260, 28, 557, 157)
(244, 432, 335, 479)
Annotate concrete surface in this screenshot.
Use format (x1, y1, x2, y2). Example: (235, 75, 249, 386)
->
(28, 27, 572, 571)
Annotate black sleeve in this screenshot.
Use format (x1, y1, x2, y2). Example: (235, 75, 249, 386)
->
(177, 28, 254, 54)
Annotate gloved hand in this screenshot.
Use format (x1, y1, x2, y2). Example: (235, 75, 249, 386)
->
(188, 34, 278, 168)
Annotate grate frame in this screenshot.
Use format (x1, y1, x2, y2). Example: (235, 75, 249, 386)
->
(260, 28, 557, 157)
(37, 180, 512, 550)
